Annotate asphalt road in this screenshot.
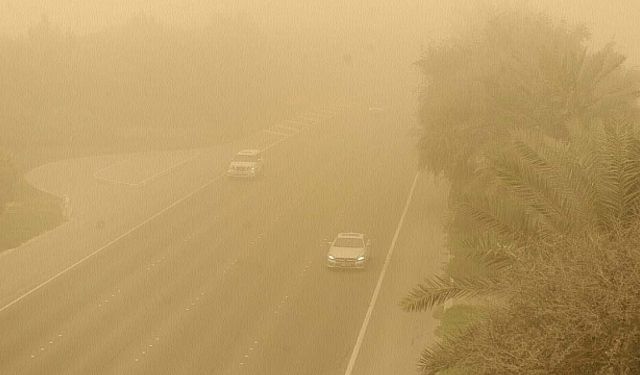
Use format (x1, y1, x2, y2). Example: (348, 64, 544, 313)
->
(0, 108, 424, 375)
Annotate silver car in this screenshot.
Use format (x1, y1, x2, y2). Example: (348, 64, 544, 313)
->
(226, 149, 264, 178)
(326, 233, 371, 269)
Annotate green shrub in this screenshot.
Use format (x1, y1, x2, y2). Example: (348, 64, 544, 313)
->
(0, 181, 63, 251)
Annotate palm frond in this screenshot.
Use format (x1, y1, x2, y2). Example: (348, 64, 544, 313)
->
(510, 130, 601, 231)
(400, 275, 500, 312)
(461, 248, 516, 273)
(417, 327, 480, 375)
(456, 189, 545, 243)
(591, 122, 640, 229)
(417, 341, 459, 375)
(487, 149, 568, 235)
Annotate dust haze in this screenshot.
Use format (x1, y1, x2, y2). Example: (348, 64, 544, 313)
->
(1, 0, 638, 165)
(1, 1, 639, 374)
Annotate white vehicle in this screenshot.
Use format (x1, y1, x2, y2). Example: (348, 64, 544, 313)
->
(326, 233, 371, 269)
(226, 149, 264, 178)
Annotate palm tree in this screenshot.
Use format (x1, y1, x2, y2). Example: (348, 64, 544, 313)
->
(403, 121, 640, 311)
(409, 8, 640, 373)
(407, 223, 640, 374)
(416, 9, 640, 184)
(403, 122, 640, 373)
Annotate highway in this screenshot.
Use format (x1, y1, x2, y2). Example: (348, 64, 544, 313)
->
(0, 108, 430, 374)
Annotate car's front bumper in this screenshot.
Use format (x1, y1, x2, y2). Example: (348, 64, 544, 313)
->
(327, 259, 366, 269)
(226, 170, 257, 178)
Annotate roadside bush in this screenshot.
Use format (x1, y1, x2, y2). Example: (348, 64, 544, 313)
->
(419, 230, 640, 374)
(0, 181, 63, 251)
(0, 149, 17, 215)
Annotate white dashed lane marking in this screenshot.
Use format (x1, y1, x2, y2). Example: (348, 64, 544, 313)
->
(132, 255, 240, 364)
(133, 336, 163, 363)
(237, 258, 313, 370)
(97, 287, 123, 309)
(273, 124, 300, 133)
(29, 331, 65, 360)
(22, 108, 338, 368)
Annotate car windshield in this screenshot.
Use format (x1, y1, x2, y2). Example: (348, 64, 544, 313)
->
(333, 237, 364, 248)
(233, 154, 258, 162)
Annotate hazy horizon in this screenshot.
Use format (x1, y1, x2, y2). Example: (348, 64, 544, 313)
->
(1, 1, 639, 64)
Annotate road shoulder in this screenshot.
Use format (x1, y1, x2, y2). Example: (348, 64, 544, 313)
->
(350, 173, 450, 375)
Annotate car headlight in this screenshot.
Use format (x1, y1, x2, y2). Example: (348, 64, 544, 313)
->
(328, 255, 335, 260)
(357, 256, 365, 261)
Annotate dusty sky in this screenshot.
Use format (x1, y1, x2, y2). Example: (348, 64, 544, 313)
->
(0, 0, 639, 64)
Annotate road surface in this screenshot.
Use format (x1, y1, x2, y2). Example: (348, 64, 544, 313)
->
(0, 108, 447, 374)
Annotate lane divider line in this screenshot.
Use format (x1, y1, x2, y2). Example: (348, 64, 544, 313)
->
(0, 138, 288, 314)
(136, 152, 203, 186)
(273, 124, 300, 133)
(0, 108, 337, 314)
(93, 157, 133, 179)
(94, 152, 202, 187)
(343, 171, 420, 375)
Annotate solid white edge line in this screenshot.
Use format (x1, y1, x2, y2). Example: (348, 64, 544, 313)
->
(273, 124, 300, 133)
(0, 172, 223, 314)
(136, 152, 202, 186)
(0, 135, 292, 314)
(94, 152, 202, 187)
(344, 171, 420, 375)
(0, 107, 335, 313)
(92, 157, 133, 182)
(260, 137, 289, 152)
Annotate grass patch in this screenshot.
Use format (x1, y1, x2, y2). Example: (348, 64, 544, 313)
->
(433, 303, 485, 338)
(0, 181, 64, 252)
(429, 304, 487, 374)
